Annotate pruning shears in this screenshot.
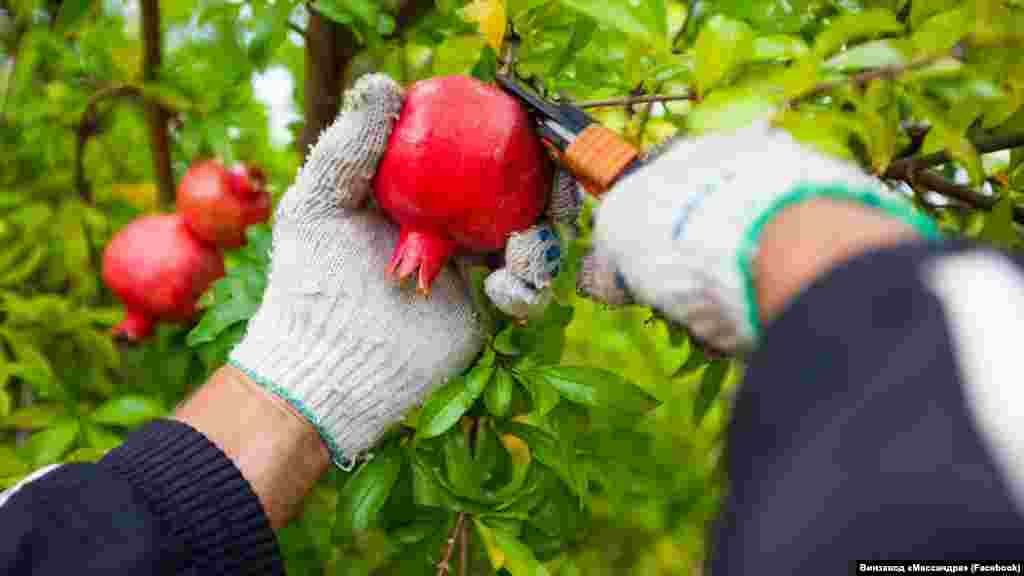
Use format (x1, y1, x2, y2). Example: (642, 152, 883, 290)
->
(495, 74, 643, 197)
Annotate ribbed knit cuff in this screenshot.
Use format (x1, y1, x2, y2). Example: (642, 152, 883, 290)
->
(99, 419, 284, 576)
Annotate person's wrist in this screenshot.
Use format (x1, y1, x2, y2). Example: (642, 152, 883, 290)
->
(174, 365, 329, 529)
(752, 197, 924, 324)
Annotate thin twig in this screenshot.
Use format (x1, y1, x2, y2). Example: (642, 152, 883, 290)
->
(437, 513, 467, 576)
(886, 158, 1024, 224)
(888, 132, 1024, 174)
(459, 516, 469, 576)
(287, 20, 304, 36)
(575, 93, 696, 109)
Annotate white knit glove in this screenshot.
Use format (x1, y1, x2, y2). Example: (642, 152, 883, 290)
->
(230, 74, 484, 469)
(590, 123, 941, 352)
(484, 169, 581, 319)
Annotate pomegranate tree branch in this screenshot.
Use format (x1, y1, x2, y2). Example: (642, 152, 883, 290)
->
(575, 93, 696, 109)
(298, 1, 430, 154)
(885, 159, 1024, 224)
(437, 512, 467, 576)
(887, 132, 1024, 175)
(140, 0, 174, 206)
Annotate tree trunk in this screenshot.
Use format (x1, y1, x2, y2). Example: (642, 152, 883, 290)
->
(297, 12, 357, 155)
(140, 0, 174, 206)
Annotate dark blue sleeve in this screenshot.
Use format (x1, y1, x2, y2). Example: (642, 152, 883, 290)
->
(0, 420, 284, 576)
(712, 240, 1024, 574)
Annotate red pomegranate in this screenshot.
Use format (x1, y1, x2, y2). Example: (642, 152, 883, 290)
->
(177, 159, 272, 250)
(103, 214, 225, 341)
(374, 75, 551, 293)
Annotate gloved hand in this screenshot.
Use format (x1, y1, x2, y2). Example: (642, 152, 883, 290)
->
(230, 74, 485, 469)
(484, 169, 581, 319)
(583, 123, 941, 353)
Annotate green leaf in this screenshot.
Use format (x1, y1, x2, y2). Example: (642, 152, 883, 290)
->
(556, 0, 668, 50)
(694, 14, 755, 96)
(824, 39, 908, 71)
(0, 330, 60, 399)
(3, 403, 63, 430)
(978, 195, 1019, 250)
(752, 35, 809, 62)
(0, 445, 29, 477)
(55, 0, 92, 31)
(80, 421, 123, 451)
(417, 360, 494, 439)
(333, 448, 402, 543)
(516, 370, 561, 416)
(443, 429, 483, 498)
(910, 0, 960, 29)
(906, 89, 984, 185)
(526, 366, 658, 424)
(90, 395, 166, 427)
(694, 359, 729, 425)
(470, 44, 499, 82)
(687, 89, 778, 135)
(493, 326, 523, 356)
(911, 7, 969, 56)
(312, 0, 354, 24)
(187, 264, 265, 347)
(550, 16, 598, 76)
(63, 447, 108, 464)
(491, 521, 551, 576)
(21, 418, 79, 467)
(813, 8, 904, 58)
(484, 368, 515, 418)
(389, 508, 448, 544)
(0, 388, 10, 419)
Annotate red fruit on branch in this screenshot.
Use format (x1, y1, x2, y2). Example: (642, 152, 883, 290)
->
(374, 74, 551, 293)
(102, 214, 225, 341)
(177, 159, 272, 250)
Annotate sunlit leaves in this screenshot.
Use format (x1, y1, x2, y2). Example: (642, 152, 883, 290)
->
(813, 8, 904, 58)
(90, 395, 165, 428)
(694, 15, 755, 96)
(556, 0, 669, 51)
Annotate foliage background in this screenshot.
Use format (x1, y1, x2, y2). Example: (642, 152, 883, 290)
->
(1, 0, 1023, 574)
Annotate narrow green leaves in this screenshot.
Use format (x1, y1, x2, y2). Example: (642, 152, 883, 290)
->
(484, 368, 515, 417)
(695, 15, 755, 96)
(824, 39, 908, 71)
(90, 395, 166, 428)
(752, 35, 809, 62)
(549, 16, 597, 76)
(813, 8, 904, 58)
(492, 522, 551, 576)
(417, 352, 495, 439)
(556, 0, 669, 51)
(694, 359, 730, 425)
(333, 449, 403, 543)
(21, 418, 79, 467)
(522, 366, 657, 422)
(476, 518, 551, 576)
